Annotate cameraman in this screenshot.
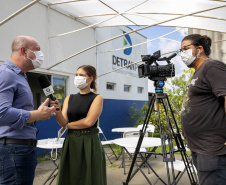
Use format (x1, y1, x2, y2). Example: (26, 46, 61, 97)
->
(180, 34, 226, 185)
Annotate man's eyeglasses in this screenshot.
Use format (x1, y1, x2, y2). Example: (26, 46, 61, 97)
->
(176, 43, 195, 56)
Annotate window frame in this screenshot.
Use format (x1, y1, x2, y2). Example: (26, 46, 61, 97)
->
(106, 82, 116, 91)
(124, 85, 131, 92)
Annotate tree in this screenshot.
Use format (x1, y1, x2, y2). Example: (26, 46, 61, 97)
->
(129, 68, 194, 133)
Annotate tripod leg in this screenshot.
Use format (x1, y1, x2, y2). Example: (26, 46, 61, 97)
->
(123, 95, 156, 185)
(165, 95, 198, 185)
(155, 96, 176, 185)
(162, 97, 177, 185)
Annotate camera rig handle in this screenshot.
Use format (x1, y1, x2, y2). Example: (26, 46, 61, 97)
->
(158, 53, 177, 64)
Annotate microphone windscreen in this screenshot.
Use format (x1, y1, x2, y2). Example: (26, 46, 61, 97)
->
(38, 74, 51, 89)
(38, 74, 57, 107)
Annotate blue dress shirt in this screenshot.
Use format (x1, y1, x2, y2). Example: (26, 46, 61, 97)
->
(0, 60, 37, 139)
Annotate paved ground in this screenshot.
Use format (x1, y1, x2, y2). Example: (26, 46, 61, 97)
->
(34, 149, 196, 185)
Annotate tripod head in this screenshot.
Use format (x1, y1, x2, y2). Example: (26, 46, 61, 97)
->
(152, 77, 167, 93)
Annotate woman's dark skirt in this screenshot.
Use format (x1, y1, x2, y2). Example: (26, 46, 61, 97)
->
(57, 127, 107, 185)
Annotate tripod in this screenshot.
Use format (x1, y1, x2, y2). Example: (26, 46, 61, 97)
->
(123, 81, 198, 185)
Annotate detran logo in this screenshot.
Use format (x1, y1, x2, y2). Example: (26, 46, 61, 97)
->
(123, 31, 132, 55)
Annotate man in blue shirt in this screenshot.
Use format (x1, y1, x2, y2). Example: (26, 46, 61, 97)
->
(0, 35, 56, 185)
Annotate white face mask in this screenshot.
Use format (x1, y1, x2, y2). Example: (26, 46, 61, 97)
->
(180, 49, 200, 67)
(74, 76, 89, 90)
(26, 48, 44, 69)
(180, 49, 196, 67)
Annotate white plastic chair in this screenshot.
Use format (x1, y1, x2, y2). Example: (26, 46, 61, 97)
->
(166, 130, 199, 184)
(137, 124, 155, 137)
(137, 124, 157, 159)
(122, 131, 150, 174)
(122, 131, 147, 153)
(166, 153, 198, 184)
(98, 127, 118, 164)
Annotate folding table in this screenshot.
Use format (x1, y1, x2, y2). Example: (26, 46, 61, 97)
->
(111, 127, 141, 167)
(37, 138, 64, 185)
(113, 137, 167, 185)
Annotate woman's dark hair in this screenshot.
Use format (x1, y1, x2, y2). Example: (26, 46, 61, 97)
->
(78, 65, 97, 92)
(182, 34, 212, 56)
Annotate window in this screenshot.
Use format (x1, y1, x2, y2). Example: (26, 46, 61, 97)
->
(106, 82, 115, 91)
(124, 85, 131, 92)
(52, 76, 66, 106)
(138, 87, 143, 94)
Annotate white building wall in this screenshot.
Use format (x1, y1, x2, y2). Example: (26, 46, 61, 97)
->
(96, 27, 148, 101)
(0, 1, 148, 101)
(0, 0, 96, 96)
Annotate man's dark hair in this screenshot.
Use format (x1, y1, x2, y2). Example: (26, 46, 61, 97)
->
(182, 34, 212, 56)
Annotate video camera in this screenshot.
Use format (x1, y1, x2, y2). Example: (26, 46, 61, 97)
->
(138, 50, 176, 81)
(138, 50, 176, 91)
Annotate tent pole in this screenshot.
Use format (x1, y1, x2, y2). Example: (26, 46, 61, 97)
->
(0, 0, 40, 26)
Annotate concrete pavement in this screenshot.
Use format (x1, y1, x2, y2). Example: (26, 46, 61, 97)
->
(34, 151, 195, 185)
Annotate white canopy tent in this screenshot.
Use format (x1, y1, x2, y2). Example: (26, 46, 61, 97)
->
(44, 0, 226, 34)
(44, 0, 226, 69)
(1, 0, 226, 70)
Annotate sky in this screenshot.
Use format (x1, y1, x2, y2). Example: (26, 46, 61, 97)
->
(130, 26, 189, 92)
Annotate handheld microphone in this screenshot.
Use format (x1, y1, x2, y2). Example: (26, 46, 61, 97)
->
(38, 74, 59, 111)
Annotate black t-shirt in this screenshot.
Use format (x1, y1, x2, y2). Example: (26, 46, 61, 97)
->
(67, 92, 98, 128)
(181, 58, 226, 156)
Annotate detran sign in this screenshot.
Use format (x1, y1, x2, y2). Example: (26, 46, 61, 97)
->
(123, 31, 132, 55)
(112, 30, 138, 77)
